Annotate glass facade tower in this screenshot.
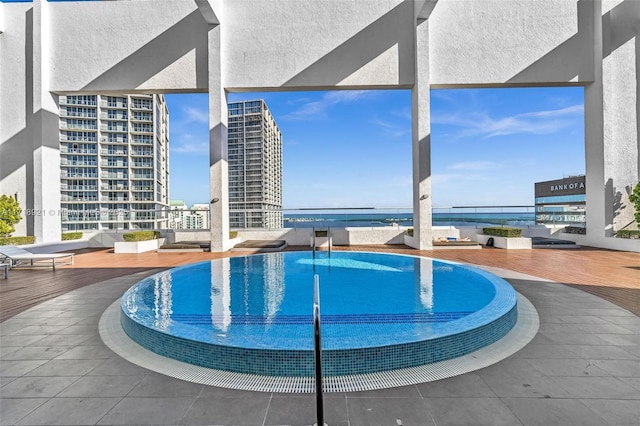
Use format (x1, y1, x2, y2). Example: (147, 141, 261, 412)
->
(228, 100, 283, 229)
(59, 94, 170, 231)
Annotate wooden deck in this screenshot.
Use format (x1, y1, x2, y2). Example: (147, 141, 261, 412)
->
(1, 246, 638, 322)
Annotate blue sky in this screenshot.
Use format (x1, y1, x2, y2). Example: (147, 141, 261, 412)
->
(168, 87, 585, 209)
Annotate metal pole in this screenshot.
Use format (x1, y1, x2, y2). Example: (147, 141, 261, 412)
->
(313, 274, 324, 426)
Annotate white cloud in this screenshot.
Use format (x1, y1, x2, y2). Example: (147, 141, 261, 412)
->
(371, 118, 411, 138)
(282, 90, 371, 120)
(432, 104, 583, 139)
(183, 106, 209, 124)
(172, 134, 208, 154)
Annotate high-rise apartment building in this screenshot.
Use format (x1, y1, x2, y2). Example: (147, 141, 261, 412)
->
(169, 200, 210, 230)
(228, 100, 283, 229)
(59, 94, 170, 231)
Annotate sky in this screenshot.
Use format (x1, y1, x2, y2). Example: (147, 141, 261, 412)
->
(168, 86, 585, 209)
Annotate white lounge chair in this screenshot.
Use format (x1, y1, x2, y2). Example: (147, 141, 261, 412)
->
(0, 245, 74, 271)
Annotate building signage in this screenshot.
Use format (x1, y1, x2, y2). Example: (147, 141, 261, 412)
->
(550, 181, 585, 192)
(535, 175, 586, 198)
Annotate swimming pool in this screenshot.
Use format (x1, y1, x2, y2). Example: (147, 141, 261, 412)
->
(121, 251, 517, 376)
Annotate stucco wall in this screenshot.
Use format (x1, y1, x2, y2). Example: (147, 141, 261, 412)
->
(222, 0, 414, 90)
(48, 0, 208, 93)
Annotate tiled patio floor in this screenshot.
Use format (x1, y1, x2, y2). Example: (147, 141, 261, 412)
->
(1, 246, 639, 425)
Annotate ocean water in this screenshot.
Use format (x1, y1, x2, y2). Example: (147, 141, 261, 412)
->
(283, 212, 535, 228)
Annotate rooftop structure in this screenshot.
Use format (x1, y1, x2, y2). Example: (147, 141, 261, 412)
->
(59, 94, 170, 231)
(535, 175, 586, 227)
(228, 100, 283, 229)
(0, 0, 638, 253)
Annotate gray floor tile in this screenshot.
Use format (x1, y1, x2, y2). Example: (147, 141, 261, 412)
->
(33, 317, 85, 327)
(199, 386, 270, 399)
(417, 374, 496, 398)
(0, 335, 48, 347)
(12, 311, 65, 320)
(57, 374, 146, 397)
(423, 397, 521, 426)
(2, 346, 73, 361)
(552, 376, 640, 399)
(566, 344, 640, 360)
(591, 359, 640, 377)
(9, 326, 67, 336)
(510, 344, 581, 359)
(595, 334, 640, 346)
(86, 357, 151, 376)
(0, 398, 48, 425)
(53, 345, 113, 360)
(0, 375, 18, 387)
(502, 397, 608, 426)
(28, 334, 93, 347)
(25, 359, 105, 377)
(16, 397, 120, 425)
(480, 374, 570, 398)
(601, 316, 640, 326)
(264, 396, 348, 426)
(555, 316, 609, 324)
(97, 397, 195, 425)
(182, 396, 271, 425)
(55, 325, 96, 335)
(0, 347, 20, 358)
(537, 332, 612, 345)
(0, 360, 47, 377)
(620, 377, 640, 392)
(346, 385, 420, 398)
(346, 397, 435, 426)
(0, 376, 80, 397)
(128, 374, 203, 397)
(573, 322, 636, 335)
(475, 358, 542, 377)
(524, 358, 610, 377)
(580, 399, 640, 426)
(537, 323, 584, 333)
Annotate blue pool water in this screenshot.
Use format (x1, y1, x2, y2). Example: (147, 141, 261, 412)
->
(121, 252, 517, 376)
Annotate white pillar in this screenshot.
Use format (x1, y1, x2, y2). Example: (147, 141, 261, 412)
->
(208, 23, 230, 252)
(584, 0, 607, 241)
(411, 17, 432, 250)
(32, 0, 61, 243)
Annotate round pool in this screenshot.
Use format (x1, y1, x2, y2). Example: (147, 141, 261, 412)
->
(121, 251, 517, 376)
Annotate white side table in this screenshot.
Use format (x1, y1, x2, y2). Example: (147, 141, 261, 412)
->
(0, 262, 9, 279)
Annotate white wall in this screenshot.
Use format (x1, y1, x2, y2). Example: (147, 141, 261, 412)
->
(1, 0, 638, 252)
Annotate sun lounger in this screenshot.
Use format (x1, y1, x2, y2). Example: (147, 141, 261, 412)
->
(0, 245, 74, 271)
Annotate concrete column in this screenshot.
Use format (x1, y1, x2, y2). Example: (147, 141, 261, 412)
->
(32, 0, 61, 243)
(208, 23, 230, 252)
(411, 18, 432, 250)
(584, 0, 607, 241)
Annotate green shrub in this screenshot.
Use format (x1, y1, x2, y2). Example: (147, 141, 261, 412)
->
(629, 181, 640, 227)
(122, 231, 160, 242)
(564, 226, 586, 235)
(615, 230, 640, 239)
(482, 227, 522, 238)
(0, 236, 35, 245)
(0, 195, 22, 237)
(406, 228, 414, 237)
(61, 232, 83, 241)
(229, 231, 238, 239)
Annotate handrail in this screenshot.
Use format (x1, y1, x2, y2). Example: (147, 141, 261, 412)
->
(313, 274, 324, 426)
(327, 227, 331, 258)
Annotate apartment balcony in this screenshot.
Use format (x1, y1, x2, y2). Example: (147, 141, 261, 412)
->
(100, 149, 128, 156)
(61, 185, 98, 191)
(130, 114, 153, 122)
(130, 139, 153, 145)
(59, 98, 97, 106)
(61, 196, 99, 202)
(100, 161, 128, 167)
(60, 160, 97, 167)
(130, 103, 153, 111)
(100, 137, 128, 144)
(100, 101, 127, 109)
(102, 186, 129, 191)
(59, 135, 97, 143)
(101, 173, 128, 179)
(59, 110, 97, 119)
(130, 126, 153, 134)
(101, 197, 129, 202)
(130, 176, 153, 180)
(60, 147, 98, 154)
(131, 162, 153, 169)
(100, 113, 128, 120)
(100, 125, 128, 132)
(131, 187, 153, 192)
(130, 151, 153, 157)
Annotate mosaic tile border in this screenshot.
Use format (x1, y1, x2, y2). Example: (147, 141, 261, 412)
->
(101, 292, 538, 392)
